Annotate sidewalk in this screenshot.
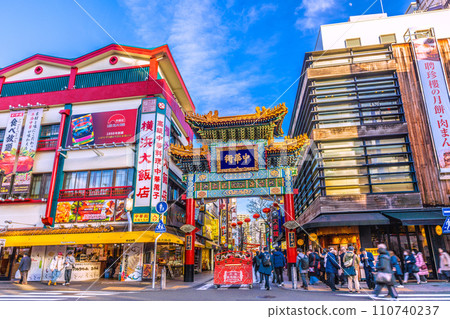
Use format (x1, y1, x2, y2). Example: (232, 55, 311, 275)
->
(0, 271, 214, 292)
(278, 277, 450, 293)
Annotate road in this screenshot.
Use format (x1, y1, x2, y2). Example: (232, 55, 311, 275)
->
(1, 280, 450, 301)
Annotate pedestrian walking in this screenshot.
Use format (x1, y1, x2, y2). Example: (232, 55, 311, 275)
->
(63, 251, 76, 286)
(374, 244, 398, 300)
(438, 248, 450, 282)
(272, 246, 286, 286)
(252, 251, 261, 282)
(343, 246, 360, 293)
(389, 250, 404, 288)
(403, 250, 420, 284)
(308, 249, 320, 285)
(325, 247, 340, 291)
(106, 254, 116, 279)
(296, 249, 309, 290)
(258, 247, 274, 290)
(413, 249, 428, 283)
(18, 253, 31, 285)
(48, 252, 65, 285)
(319, 249, 327, 284)
(360, 248, 375, 289)
(339, 247, 348, 287)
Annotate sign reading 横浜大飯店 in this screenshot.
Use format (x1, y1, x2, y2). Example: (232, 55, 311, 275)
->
(216, 145, 258, 173)
(412, 37, 450, 178)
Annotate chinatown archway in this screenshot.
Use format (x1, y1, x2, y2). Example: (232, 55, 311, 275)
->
(169, 103, 308, 282)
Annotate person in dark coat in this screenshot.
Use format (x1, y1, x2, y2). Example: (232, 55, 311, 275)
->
(403, 250, 420, 284)
(360, 248, 375, 289)
(339, 247, 348, 287)
(319, 249, 327, 283)
(389, 250, 404, 287)
(258, 247, 274, 290)
(18, 253, 31, 285)
(308, 249, 320, 285)
(325, 248, 340, 291)
(272, 247, 286, 286)
(252, 251, 261, 283)
(374, 244, 398, 299)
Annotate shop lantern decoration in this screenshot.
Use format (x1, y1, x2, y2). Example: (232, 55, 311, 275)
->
(262, 208, 271, 214)
(253, 213, 260, 219)
(244, 217, 251, 223)
(231, 222, 237, 228)
(237, 221, 243, 226)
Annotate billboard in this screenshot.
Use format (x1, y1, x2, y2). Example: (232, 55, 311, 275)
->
(412, 37, 450, 176)
(12, 108, 44, 194)
(55, 199, 127, 223)
(0, 111, 25, 194)
(66, 109, 137, 147)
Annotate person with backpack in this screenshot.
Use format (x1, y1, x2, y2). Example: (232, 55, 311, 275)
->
(403, 250, 420, 284)
(374, 244, 398, 299)
(63, 251, 76, 286)
(325, 247, 340, 291)
(253, 251, 261, 283)
(272, 246, 286, 286)
(258, 247, 274, 290)
(343, 246, 360, 293)
(296, 248, 309, 290)
(360, 248, 375, 289)
(308, 249, 320, 285)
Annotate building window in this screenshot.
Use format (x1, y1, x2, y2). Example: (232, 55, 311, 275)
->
(414, 29, 432, 39)
(345, 38, 361, 48)
(63, 168, 134, 189)
(40, 124, 60, 139)
(30, 173, 52, 199)
(380, 34, 397, 44)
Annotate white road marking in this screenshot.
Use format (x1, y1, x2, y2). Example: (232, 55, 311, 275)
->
(197, 284, 213, 290)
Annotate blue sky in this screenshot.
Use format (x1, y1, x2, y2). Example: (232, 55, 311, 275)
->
(0, 0, 411, 134)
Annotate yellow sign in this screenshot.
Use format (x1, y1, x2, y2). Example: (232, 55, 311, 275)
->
(281, 241, 286, 250)
(366, 248, 379, 257)
(133, 213, 149, 223)
(297, 239, 304, 246)
(309, 233, 318, 242)
(436, 225, 443, 236)
(150, 213, 166, 224)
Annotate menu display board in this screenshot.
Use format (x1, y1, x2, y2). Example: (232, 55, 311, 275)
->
(55, 199, 128, 223)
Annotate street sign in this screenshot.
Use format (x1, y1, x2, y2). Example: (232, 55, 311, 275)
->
(443, 217, 450, 234)
(180, 224, 196, 233)
(443, 208, 450, 217)
(156, 201, 168, 214)
(155, 220, 166, 233)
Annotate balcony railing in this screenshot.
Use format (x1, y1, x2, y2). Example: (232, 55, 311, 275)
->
(36, 138, 58, 151)
(59, 186, 133, 201)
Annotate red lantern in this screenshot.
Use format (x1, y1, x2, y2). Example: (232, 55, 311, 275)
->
(221, 226, 226, 229)
(253, 213, 260, 219)
(244, 217, 251, 223)
(237, 220, 243, 226)
(231, 222, 237, 227)
(262, 208, 271, 214)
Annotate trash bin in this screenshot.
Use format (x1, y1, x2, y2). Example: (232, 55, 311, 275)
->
(104, 269, 110, 279)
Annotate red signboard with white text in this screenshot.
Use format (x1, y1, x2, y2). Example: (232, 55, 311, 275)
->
(66, 109, 137, 147)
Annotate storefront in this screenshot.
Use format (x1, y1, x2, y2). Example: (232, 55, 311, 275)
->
(0, 229, 183, 282)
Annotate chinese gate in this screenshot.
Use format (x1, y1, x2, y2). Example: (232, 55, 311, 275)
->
(170, 104, 308, 282)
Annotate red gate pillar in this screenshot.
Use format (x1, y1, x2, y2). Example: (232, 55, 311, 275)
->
(184, 197, 195, 282)
(283, 193, 297, 267)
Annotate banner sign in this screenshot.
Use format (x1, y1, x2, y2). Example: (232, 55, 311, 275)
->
(66, 109, 137, 147)
(0, 111, 25, 194)
(216, 145, 258, 173)
(412, 37, 450, 175)
(55, 199, 127, 223)
(12, 108, 43, 194)
(134, 98, 172, 222)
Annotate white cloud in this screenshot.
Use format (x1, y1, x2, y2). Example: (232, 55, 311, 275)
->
(121, 0, 276, 116)
(295, 0, 336, 32)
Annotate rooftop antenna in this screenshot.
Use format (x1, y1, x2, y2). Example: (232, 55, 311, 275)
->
(380, 0, 384, 13)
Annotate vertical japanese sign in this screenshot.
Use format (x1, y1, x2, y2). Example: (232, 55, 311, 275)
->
(412, 37, 450, 174)
(0, 111, 25, 194)
(12, 108, 43, 194)
(133, 98, 172, 222)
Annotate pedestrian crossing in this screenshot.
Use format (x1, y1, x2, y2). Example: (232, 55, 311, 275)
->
(195, 280, 282, 290)
(336, 293, 450, 301)
(0, 290, 122, 301)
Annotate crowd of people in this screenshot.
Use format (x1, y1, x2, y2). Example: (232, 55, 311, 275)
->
(251, 244, 450, 298)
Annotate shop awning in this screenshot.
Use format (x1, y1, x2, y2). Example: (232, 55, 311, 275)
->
(205, 240, 219, 249)
(0, 230, 183, 247)
(303, 213, 390, 229)
(382, 211, 446, 226)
